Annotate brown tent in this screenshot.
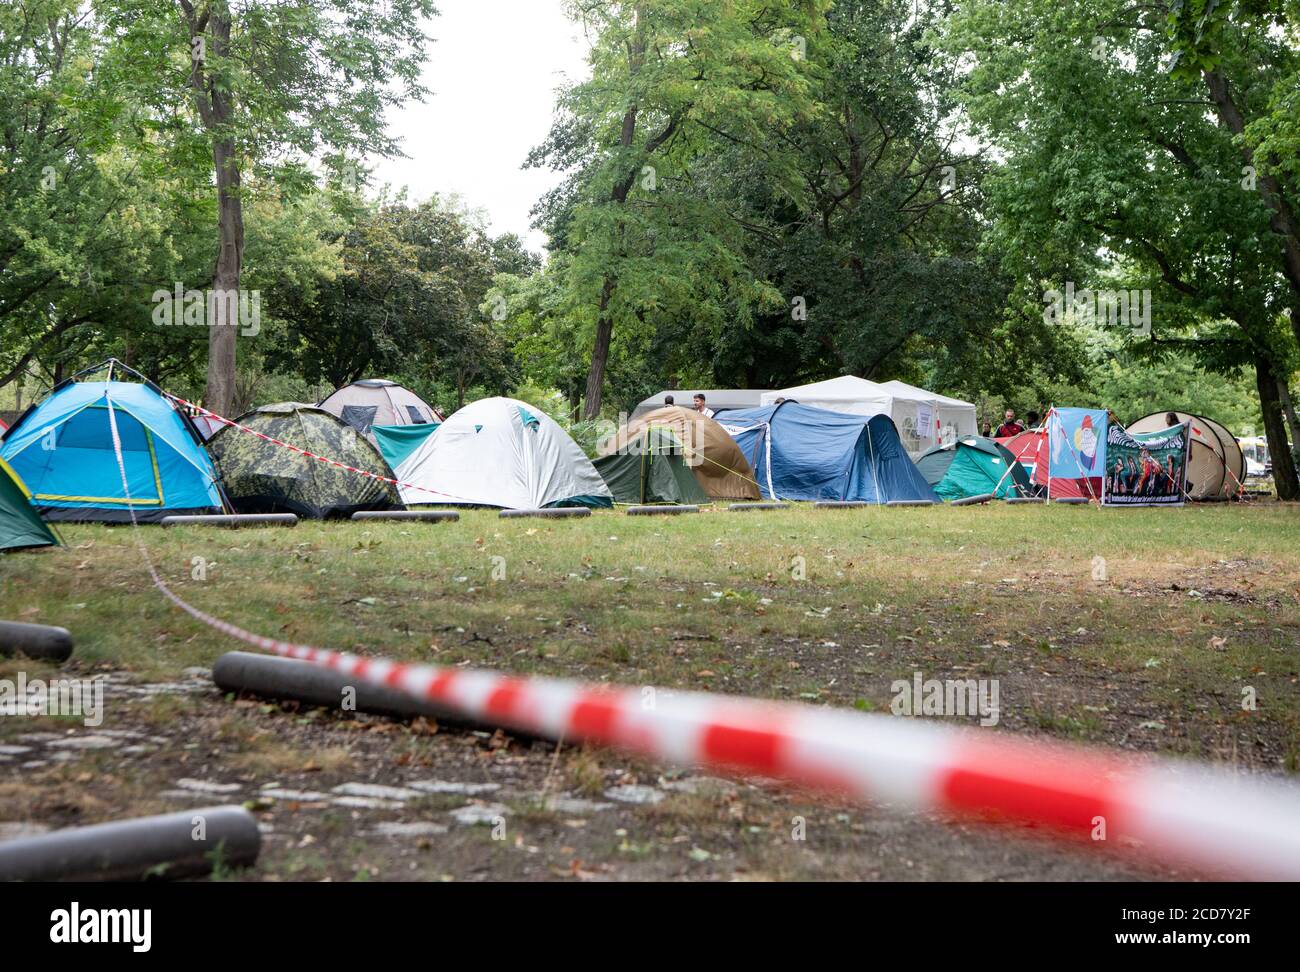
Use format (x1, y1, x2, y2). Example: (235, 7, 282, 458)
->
(598, 406, 759, 500)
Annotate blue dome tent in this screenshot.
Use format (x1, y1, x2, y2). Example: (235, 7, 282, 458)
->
(718, 402, 939, 503)
(0, 362, 225, 523)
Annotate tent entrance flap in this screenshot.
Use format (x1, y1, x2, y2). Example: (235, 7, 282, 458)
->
(28, 407, 167, 506)
(0, 379, 225, 522)
(372, 423, 440, 470)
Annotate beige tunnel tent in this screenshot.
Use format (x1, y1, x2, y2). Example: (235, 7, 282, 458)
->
(1126, 412, 1244, 499)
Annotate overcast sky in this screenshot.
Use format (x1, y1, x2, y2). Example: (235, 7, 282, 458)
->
(369, 0, 592, 255)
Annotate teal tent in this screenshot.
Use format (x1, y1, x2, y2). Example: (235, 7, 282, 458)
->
(915, 436, 1030, 501)
(372, 422, 439, 471)
(0, 458, 58, 551)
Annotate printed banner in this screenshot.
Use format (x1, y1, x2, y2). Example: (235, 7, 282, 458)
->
(916, 404, 934, 438)
(1046, 407, 1107, 499)
(1103, 423, 1189, 506)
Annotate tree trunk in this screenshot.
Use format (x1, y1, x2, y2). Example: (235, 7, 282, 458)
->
(205, 140, 242, 418)
(1278, 373, 1300, 467)
(186, 9, 243, 418)
(1255, 354, 1300, 500)
(583, 280, 616, 419)
(580, 13, 649, 421)
(1203, 70, 1300, 351)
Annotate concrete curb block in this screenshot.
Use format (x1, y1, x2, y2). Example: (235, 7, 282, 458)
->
(885, 500, 935, 507)
(728, 502, 788, 511)
(0, 805, 259, 881)
(949, 493, 995, 507)
(212, 651, 459, 724)
(350, 510, 460, 523)
(0, 620, 74, 663)
(161, 514, 298, 528)
(626, 505, 699, 516)
(813, 501, 870, 509)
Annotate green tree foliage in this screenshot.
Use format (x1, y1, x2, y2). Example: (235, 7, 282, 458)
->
(268, 197, 535, 412)
(96, 0, 437, 415)
(0, 0, 208, 391)
(521, 0, 1091, 416)
(529, 0, 831, 417)
(702, 0, 1090, 404)
(939, 0, 1300, 496)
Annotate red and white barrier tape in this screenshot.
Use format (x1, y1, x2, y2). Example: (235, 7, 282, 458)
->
(102, 395, 1300, 879)
(166, 393, 474, 504)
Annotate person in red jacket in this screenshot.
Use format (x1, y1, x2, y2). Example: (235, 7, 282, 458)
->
(994, 408, 1024, 438)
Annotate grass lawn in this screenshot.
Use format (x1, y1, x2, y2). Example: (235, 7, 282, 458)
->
(1, 501, 1298, 880)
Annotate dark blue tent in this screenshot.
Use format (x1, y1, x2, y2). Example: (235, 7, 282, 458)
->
(718, 402, 939, 503)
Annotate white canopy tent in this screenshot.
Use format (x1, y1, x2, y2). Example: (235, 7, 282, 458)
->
(878, 380, 978, 442)
(760, 375, 957, 456)
(631, 388, 773, 420)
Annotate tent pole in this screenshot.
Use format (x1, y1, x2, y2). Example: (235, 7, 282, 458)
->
(867, 423, 882, 505)
(990, 460, 1017, 498)
(1046, 407, 1053, 502)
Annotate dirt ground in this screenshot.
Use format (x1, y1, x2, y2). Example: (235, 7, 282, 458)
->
(1, 504, 1297, 881)
(2, 669, 1174, 882)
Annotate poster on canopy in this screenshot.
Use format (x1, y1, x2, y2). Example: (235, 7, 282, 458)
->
(1103, 423, 1189, 506)
(1046, 407, 1107, 499)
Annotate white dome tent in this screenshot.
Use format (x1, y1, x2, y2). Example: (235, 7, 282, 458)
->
(393, 397, 613, 509)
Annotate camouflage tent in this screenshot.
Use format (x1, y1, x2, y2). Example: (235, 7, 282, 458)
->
(207, 403, 400, 519)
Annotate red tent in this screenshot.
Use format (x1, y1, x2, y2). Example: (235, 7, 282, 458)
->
(998, 429, 1046, 487)
(998, 420, 1104, 500)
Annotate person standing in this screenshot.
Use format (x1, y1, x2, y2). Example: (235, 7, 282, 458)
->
(693, 393, 715, 419)
(994, 409, 1024, 438)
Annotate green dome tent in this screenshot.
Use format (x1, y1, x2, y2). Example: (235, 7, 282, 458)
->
(0, 458, 58, 552)
(915, 436, 1030, 501)
(207, 403, 401, 519)
(594, 426, 711, 505)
